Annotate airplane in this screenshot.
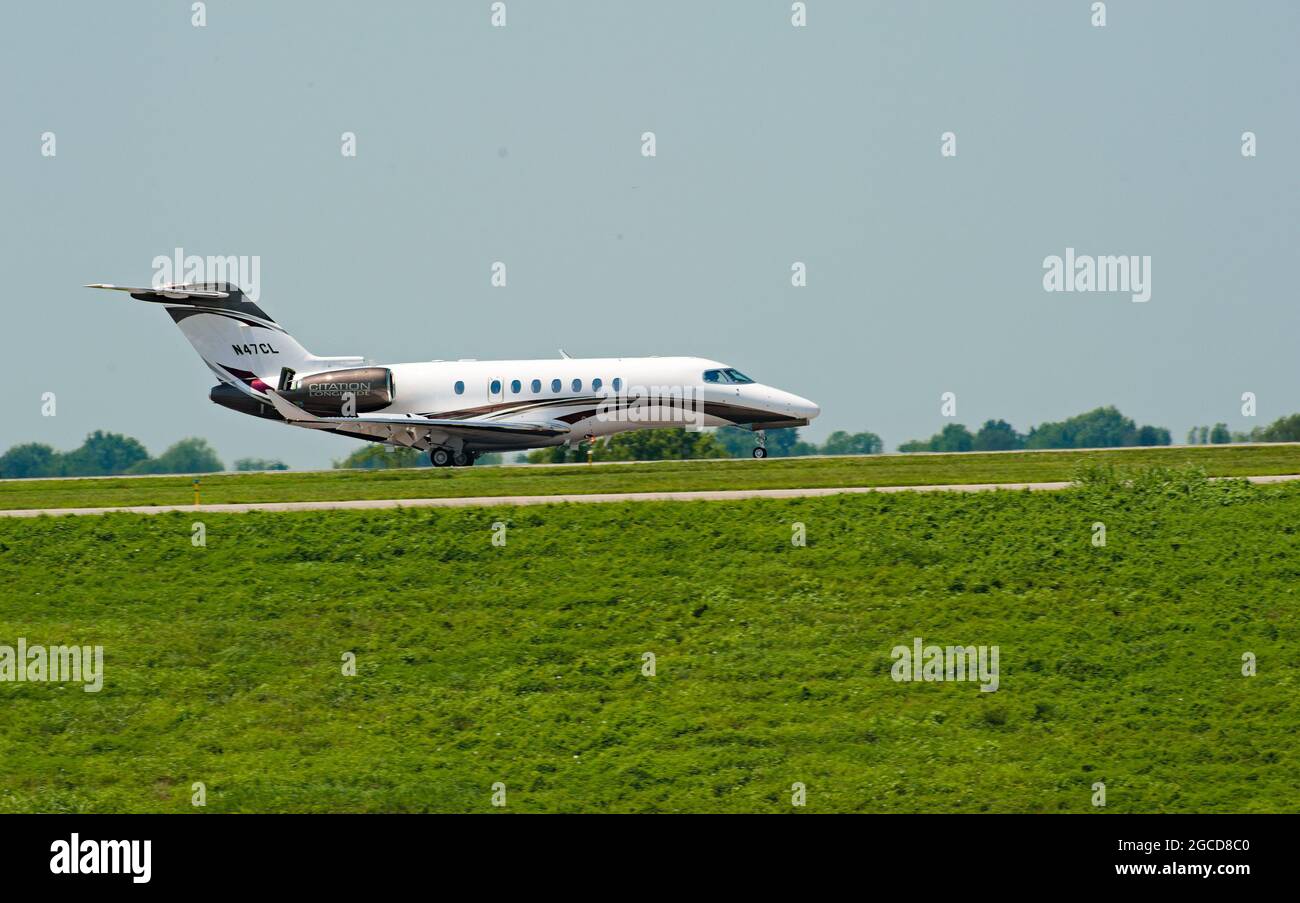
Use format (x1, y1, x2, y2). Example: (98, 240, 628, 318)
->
(86, 281, 820, 466)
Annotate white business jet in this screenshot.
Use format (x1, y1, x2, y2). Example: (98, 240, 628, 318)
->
(87, 282, 820, 466)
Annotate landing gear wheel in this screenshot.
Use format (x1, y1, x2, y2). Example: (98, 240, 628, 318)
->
(452, 450, 472, 467)
(752, 446, 767, 459)
(430, 448, 452, 467)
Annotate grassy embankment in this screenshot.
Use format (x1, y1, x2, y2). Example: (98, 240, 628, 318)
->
(0, 465, 1295, 812)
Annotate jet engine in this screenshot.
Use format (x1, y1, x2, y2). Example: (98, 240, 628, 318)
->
(279, 367, 395, 415)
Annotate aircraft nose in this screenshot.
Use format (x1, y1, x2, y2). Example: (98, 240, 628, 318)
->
(755, 386, 820, 421)
(793, 395, 820, 420)
(773, 391, 819, 420)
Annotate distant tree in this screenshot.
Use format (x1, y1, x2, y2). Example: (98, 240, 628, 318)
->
(0, 443, 60, 478)
(973, 419, 1025, 452)
(59, 430, 149, 476)
(1198, 425, 1210, 445)
(1209, 423, 1231, 444)
(766, 428, 818, 457)
(1025, 406, 1169, 449)
(934, 423, 975, 452)
(527, 445, 575, 464)
(1135, 425, 1172, 446)
(900, 423, 974, 453)
(1024, 420, 1069, 449)
(1272, 415, 1300, 441)
(528, 429, 730, 464)
(705, 427, 746, 459)
(234, 457, 289, 471)
(602, 429, 730, 461)
(820, 430, 883, 455)
(1248, 414, 1300, 443)
(129, 438, 223, 474)
(1028, 406, 1132, 449)
(334, 445, 425, 469)
(1185, 427, 1200, 445)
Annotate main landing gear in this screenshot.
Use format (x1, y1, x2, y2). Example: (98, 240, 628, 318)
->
(752, 431, 768, 459)
(430, 448, 476, 467)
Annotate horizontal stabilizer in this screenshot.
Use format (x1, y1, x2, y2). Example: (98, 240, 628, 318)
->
(86, 280, 278, 326)
(86, 283, 230, 300)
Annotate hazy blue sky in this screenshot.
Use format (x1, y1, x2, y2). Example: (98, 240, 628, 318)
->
(3, 1, 1297, 468)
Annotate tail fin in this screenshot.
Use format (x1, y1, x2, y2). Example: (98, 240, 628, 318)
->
(87, 282, 362, 394)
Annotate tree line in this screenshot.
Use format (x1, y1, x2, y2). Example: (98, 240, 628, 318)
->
(897, 406, 1172, 453)
(524, 426, 884, 464)
(1184, 414, 1300, 445)
(0, 431, 285, 478)
(7, 407, 1300, 477)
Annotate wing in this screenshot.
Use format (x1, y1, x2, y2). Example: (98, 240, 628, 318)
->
(263, 389, 569, 447)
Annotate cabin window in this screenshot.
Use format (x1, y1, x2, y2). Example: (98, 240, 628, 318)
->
(592, 378, 603, 392)
(551, 378, 562, 393)
(490, 379, 501, 394)
(531, 379, 542, 393)
(454, 380, 465, 395)
(612, 377, 623, 392)
(510, 379, 522, 394)
(572, 378, 582, 392)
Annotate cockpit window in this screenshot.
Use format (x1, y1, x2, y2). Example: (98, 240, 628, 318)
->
(703, 368, 755, 385)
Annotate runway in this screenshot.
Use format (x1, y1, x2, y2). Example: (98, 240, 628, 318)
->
(3, 473, 1299, 517)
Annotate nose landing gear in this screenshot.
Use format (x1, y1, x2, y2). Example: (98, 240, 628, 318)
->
(752, 431, 768, 459)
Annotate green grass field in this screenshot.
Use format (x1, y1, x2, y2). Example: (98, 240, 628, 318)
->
(1, 465, 1295, 812)
(3, 443, 1300, 511)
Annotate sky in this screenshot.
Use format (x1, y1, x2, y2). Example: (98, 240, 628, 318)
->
(2, 0, 1297, 469)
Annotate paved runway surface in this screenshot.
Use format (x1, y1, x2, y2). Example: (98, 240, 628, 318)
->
(3, 473, 1299, 518)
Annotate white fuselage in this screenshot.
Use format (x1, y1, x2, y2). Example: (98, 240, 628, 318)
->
(373, 355, 819, 450)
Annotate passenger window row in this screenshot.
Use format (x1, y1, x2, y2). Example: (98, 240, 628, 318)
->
(462, 377, 624, 396)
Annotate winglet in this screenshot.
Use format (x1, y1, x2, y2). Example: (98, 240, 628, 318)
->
(558, 348, 572, 359)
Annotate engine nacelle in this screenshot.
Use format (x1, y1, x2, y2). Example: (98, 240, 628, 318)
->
(280, 367, 395, 415)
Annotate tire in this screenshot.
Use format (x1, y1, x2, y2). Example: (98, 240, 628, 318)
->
(430, 448, 452, 467)
(452, 450, 471, 467)
(752, 447, 767, 459)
